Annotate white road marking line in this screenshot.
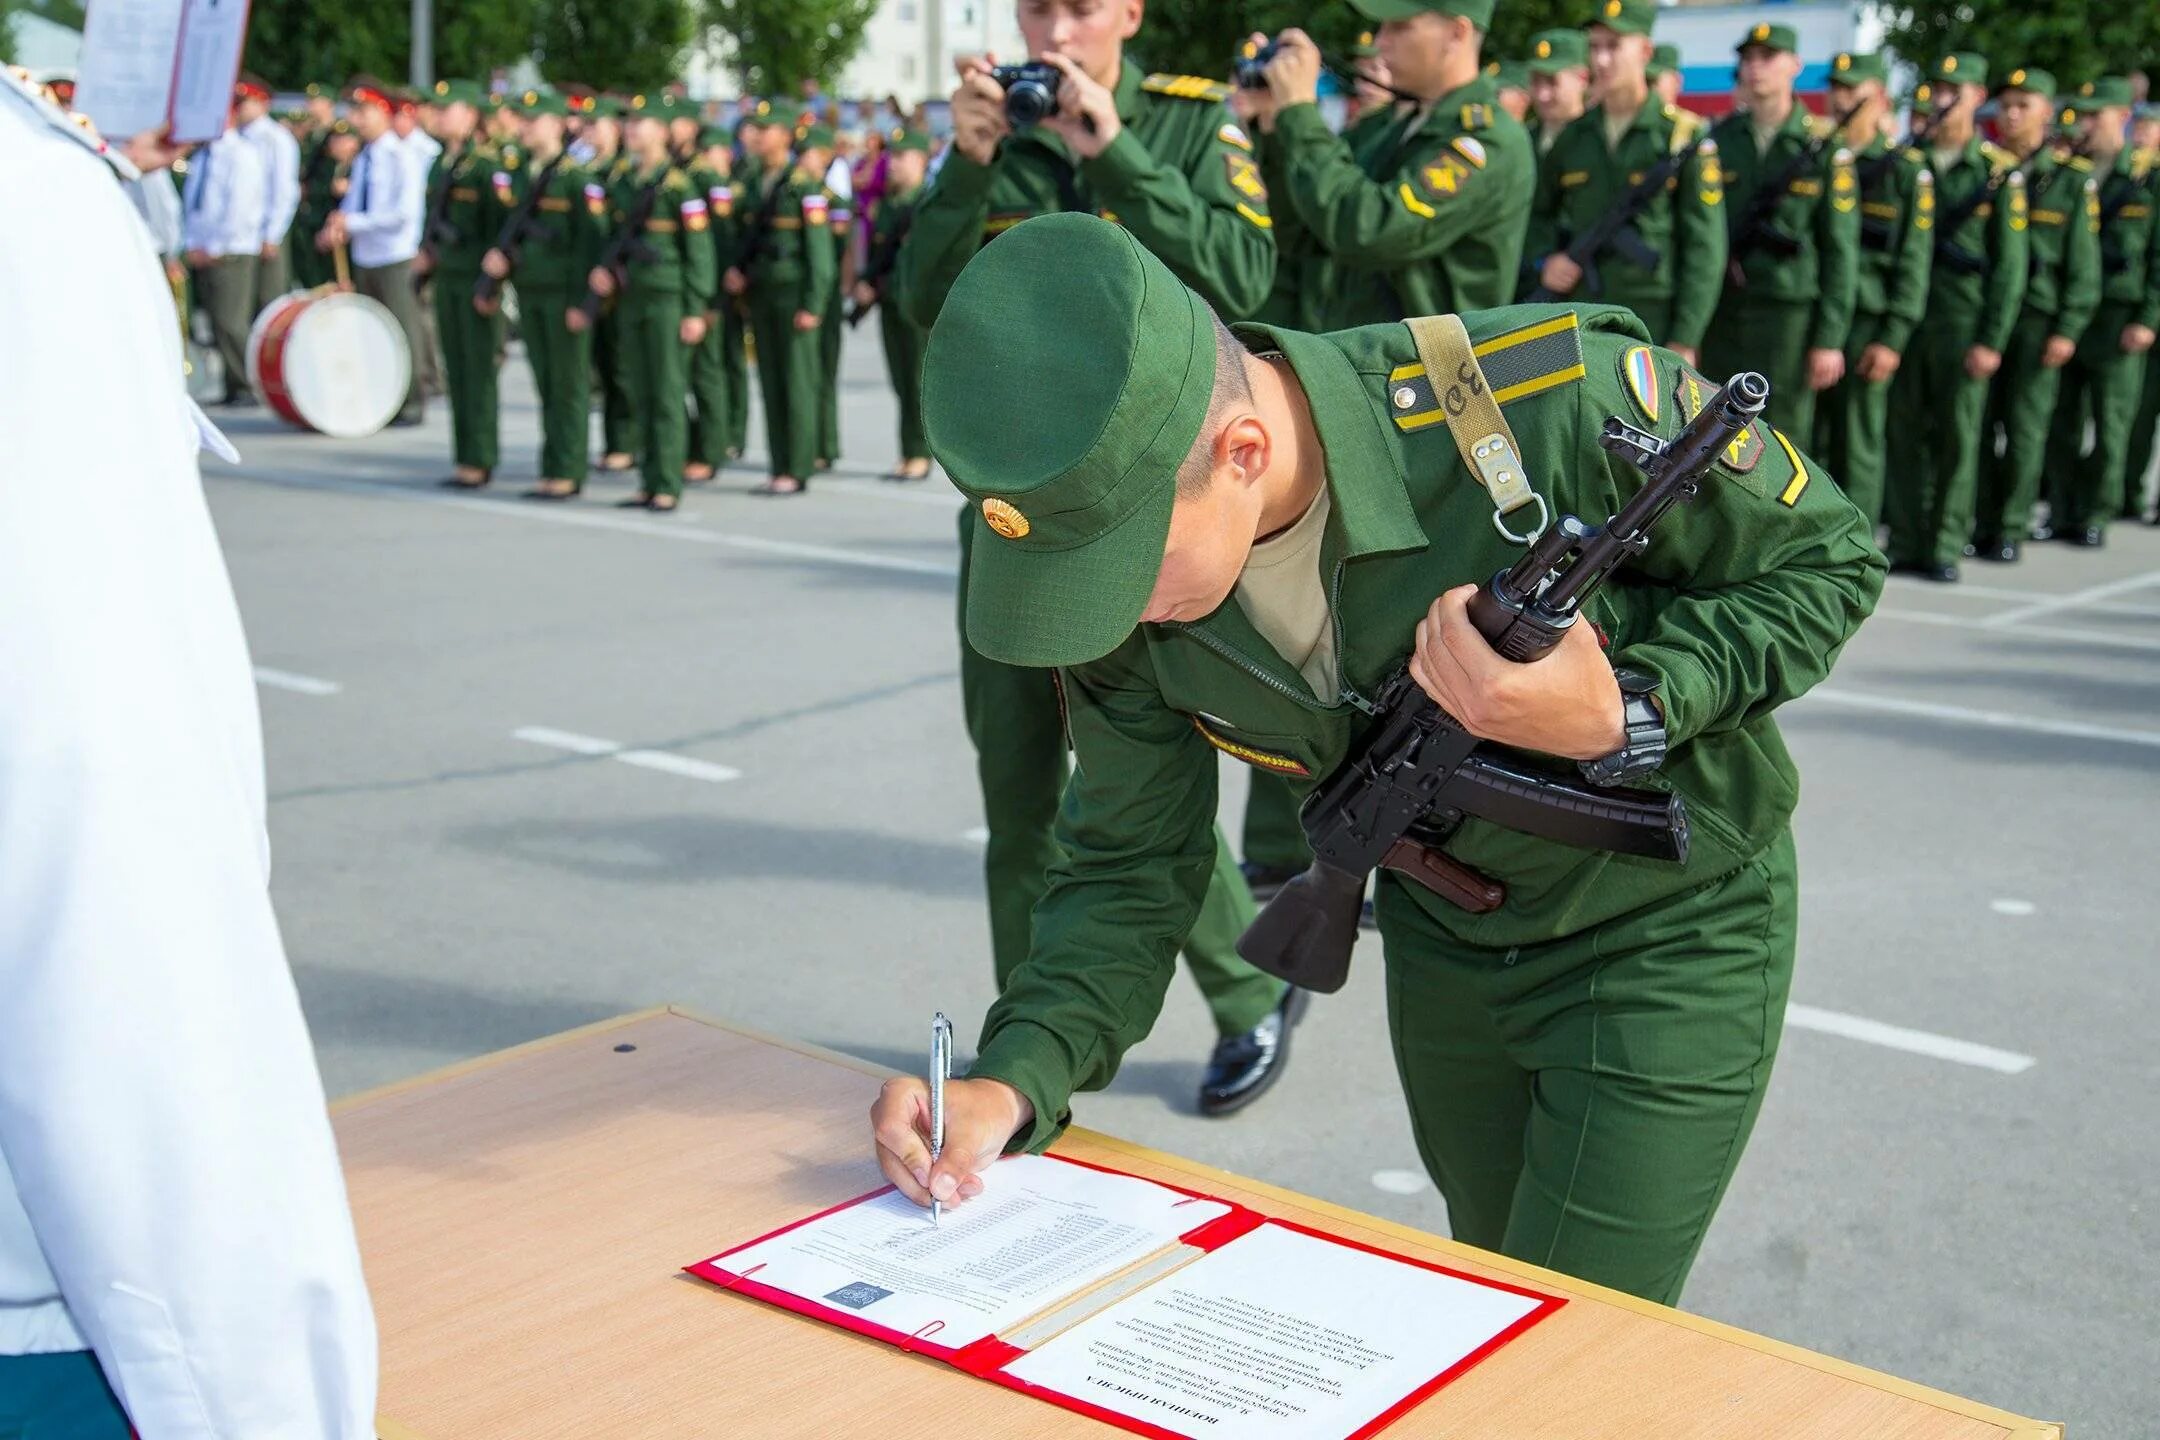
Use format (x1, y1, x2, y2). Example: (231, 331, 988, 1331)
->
(512, 726, 740, 784)
(218, 468, 960, 578)
(253, 666, 341, 696)
(1785, 1004, 2035, 1075)
(1370, 1170, 1431, 1195)
(1870, 608, 2160, 654)
(1990, 899, 2038, 917)
(1898, 578, 2160, 619)
(1979, 567, 2160, 628)
(1802, 686, 2160, 749)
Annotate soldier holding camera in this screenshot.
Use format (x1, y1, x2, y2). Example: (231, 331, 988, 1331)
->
(895, 1, 1302, 1120)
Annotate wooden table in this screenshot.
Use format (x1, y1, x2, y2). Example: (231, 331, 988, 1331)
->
(337, 1008, 2060, 1440)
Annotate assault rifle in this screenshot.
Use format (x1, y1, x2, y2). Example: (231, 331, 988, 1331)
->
(1528, 124, 1714, 302)
(1727, 99, 1861, 283)
(730, 141, 806, 280)
(475, 150, 567, 305)
(846, 202, 915, 327)
(573, 144, 696, 326)
(1237, 371, 1773, 994)
(1857, 89, 1965, 252)
(1932, 148, 2041, 277)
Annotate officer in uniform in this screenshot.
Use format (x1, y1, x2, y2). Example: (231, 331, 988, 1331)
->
(1701, 22, 1859, 442)
(870, 213, 1884, 1302)
(2043, 77, 2160, 545)
(292, 108, 347, 291)
(684, 124, 736, 484)
(234, 74, 300, 317)
(485, 90, 601, 500)
(894, 7, 1299, 1114)
(1973, 67, 2099, 560)
(799, 122, 855, 471)
(1883, 57, 2029, 581)
(1527, 0, 1723, 361)
(727, 98, 834, 498)
(1813, 51, 1932, 531)
(584, 94, 717, 512)
(1648, 43, 1684, 109)
(1247, 0, 1531, 332)
(421, 80, 508, 488)
(854, 127, 934, 481)
(183, 95, 268, 406)
(585, 98, 639, 474)
(2127, 104, 2160, 522)
(1523, 29, 1588, 161)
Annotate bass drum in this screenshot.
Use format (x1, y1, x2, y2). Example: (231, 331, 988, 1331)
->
(247, 290, 411, 438)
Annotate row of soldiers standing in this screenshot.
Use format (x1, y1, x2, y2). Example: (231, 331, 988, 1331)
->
(278, 82, 940, 508)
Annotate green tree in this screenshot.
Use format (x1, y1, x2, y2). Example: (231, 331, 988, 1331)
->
(1130, 0, 1597, 88)
(241, 1, 546, 90)
(703, 0, 877, 95)
(0, 0, 18, 67)
(536, 0, 698, 94)
(1879, 1, 2159, 94)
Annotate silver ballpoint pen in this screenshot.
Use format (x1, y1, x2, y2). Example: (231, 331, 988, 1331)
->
(929, 1013, 952, 1226)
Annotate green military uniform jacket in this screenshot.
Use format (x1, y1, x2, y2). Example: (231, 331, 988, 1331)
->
(1709, 106, 1861, 350)
(1924, 139, 2029, 349)
(425, 138, 506, 275)
(736, 162, 837, 315)
(1851, 136, 1933, 353)
(1527, 101, 1727, 348)
(897, 60, 1276, 327)
(2016, 148, 2101, 337)
(492, 149, 600, 292)
(1266, 71, 1534, 326)
(295, 131, 341, 250)
(863, 180, 920, 311)
(598, 160, 718, 307)
(2094, 147, 2160, 329)
(969, 306, 1884, 1149)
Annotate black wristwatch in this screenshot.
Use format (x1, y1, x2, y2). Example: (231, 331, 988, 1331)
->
(1579, 668, 1667, 787)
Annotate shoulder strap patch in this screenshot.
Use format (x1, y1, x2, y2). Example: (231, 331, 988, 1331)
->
(1386, 312, 1587, 432)
(1143, 73, 1231, 103)
(1668, 108, 1701, 150)
(1218, 121, 1253, 151)
(1458, 102, 1494, 131)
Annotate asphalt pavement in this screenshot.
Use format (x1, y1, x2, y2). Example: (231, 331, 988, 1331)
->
(201, 331, 2159, 1436)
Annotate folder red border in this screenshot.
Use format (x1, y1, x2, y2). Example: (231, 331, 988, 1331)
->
(686, 1153, 1565, 1440)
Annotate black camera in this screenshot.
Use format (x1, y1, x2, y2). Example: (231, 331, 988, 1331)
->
(1234, 38, 1283, 90)
(991, 62, 1061, 128)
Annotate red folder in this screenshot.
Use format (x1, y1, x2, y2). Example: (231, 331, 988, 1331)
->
(687, 1153, 1564, 1440)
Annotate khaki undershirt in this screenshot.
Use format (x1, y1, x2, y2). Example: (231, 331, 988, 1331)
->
(1602, 102, 1640, 153)
(1233, 484, 1337, 703)
(1752, 113, 1784, 158)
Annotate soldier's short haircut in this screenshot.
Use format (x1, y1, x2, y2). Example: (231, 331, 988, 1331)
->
(1175, 314, 1257, 498)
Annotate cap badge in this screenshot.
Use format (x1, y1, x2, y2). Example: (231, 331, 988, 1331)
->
(1536, 40, 1552, 58)
(1603, 0, 1621, 17)
(2011, 69, 2025, 86)
(1943, 57, 1957, 74)
(983, 498, 1031, 540)
(1836, 54, 1851, 71)
(1754, 24, 1770, 40)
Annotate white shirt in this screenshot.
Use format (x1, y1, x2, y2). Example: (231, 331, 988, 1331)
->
(242, 112, 302, 244)
(339, 131, 421, 267)
(126, 171, 185, 258)
(0, 74, 378, 1438)
(180, 125, 267, 257)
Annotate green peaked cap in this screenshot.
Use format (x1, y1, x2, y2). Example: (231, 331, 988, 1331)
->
(924, 213, 1218, 669)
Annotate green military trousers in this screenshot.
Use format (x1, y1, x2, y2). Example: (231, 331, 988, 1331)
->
(1884, 317, 1988, 569)
(522, 286, 592, 483)
(1241, 771, 1313, 873)
(354, 259, 427, 423)
(749, 292, 824, 480)
(2126, 353, 2159, 519)
(1702, 295, 1818, 440)
(619, 291, 689, 500)
(290, 230, 330, 292)
(1976, 310, 2067, 545)
(0, 1352, 131, 1439)
(595, 308, 635, 458)
(196, 253, 259, 400)
(956, 513, 1285, 1036)
(1380, 829, 1797, 1305)
(2046, 304, 2146, 534)
(879, 303, 928, 461)
(819, 285, 845, 465)
(1813, 310, 1896, 529)
(434, 267, 502, 473)
(688, 315, 733, 470)
(724, 306, 752, 455)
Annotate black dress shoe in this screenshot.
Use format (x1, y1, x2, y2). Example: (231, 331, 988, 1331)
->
(1910, 563, 1960, 582)
(1974, 540, 2020, 563)
(1239, 860, 1303, 904)
(2027, 520, 2057, 542)
(2065, 526, 2105, 548)
(1199, 987, 1310, 1118)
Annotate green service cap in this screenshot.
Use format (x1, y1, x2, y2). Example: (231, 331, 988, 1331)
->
(2056, 100, 2082, 132)
(800, 122, 836, 149)
(699, 124, 730, 149)
(625, 92, 695, 122)
(888, 126, 932, 154)
(1828, 51, 1887, 87)
(1999, 66, 2055, 97)
(925, 213, 1217, 669)
(1931, 53, 1987, 88)
(1349, 30, 1378, 60)
(1589, 0, 1655, 38)
(1491, 61, 1530, 92)
(1737, 21, 1798, 55)
(1350, 0, 1497, 30)
(590, 95, 627, 119)
(431, 78, 486, 107)
(517, 88, 570, 117)
(1527, 29, 1588, 74)
(2079, 76, 2134, 108)
(749, 97, 806, 130)
(1648, 43, 1681, 79)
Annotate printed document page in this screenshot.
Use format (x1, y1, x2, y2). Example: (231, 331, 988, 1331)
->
(712, 1155, 1228, 1349)
(1003, 1222, 1546, 1440)
(71, 0, 184, 139)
